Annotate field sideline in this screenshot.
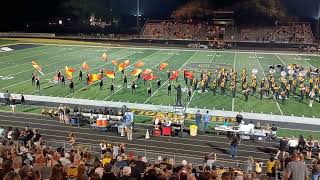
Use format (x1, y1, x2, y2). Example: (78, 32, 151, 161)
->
(0, 41, 320, 118)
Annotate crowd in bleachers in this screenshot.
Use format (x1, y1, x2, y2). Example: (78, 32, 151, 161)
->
(240, 24, 314, 44)
(142, 21, 225, 40)
(1, 124, 320, 179)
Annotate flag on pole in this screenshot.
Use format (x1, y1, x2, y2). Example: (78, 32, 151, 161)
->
(32, 60, 44, 75)
(112, 60, 118, 66)
(102, 53, 108, 61)
(88, 74, 102, 84)
(118, 63, 126, 71)
(82, 61, 89, 71)
(159, 63, 168, 71)
(135, 60, 144, 68)
(143, 69, 152, 75)
(184, 70, 193, 79)
(142, 73, 158, 81)
(105, 71, 115, 79)
(169, 70, 180, 80)
(65, 66, 76, 80)
(123, 59, 130, 66)
(131, 68, 142, 76)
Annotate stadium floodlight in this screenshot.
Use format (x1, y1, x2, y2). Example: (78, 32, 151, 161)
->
(59, 20, 63, 25)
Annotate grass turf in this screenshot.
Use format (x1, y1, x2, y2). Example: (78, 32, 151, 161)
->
(0, 42, 320, 119)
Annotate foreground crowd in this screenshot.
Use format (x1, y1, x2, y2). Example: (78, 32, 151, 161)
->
(0, 124, 320, 180)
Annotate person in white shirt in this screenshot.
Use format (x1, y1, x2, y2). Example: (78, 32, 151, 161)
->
(247, 121, 255, 133)
(288, 136, 298, 154)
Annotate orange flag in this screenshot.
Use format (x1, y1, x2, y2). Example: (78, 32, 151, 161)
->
(135, 60, 144, 68)
(159, 63, 168, 71)
(102, 53, 108, 61)
(131, 69, 142, 76)
(82, 62, 89, 71)
(143, 69, 152, 75)
(65, 66, 76, 80)
(123, 59, 130, 66)
(142, 73, 158, 81)
(32, 60, 44, 75)
(105, 71, 115, 79)
(118, 63, 126, 71)
(184, 70, 193, 79)
(88, 74, 102, 84)
(112, 60, 118, 66)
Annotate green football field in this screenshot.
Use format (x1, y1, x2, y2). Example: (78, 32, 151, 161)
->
(1, 43, 320, 118)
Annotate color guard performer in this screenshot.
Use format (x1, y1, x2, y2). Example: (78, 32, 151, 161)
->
(99, 79, 103, 90)
(69, 80, 74, 93)
(168, 82, 172, 95)
(132, 81, 136, 94)
(36, 77, 40, 90)
(110, 82, 114, 94)
(79, 69, 83, 81)
(147, 84, 152, 97)
(31, 73, 35, 86)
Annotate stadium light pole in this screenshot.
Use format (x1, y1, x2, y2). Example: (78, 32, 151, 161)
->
(137, 0, 140, 34)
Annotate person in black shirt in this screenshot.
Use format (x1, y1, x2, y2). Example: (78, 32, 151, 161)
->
(57, 70, 61, 82)
(147, 85, 152, 97)
(86, 74, 90, 85)
(132, 81, 136, 94)
(20, 94, 25, 106)
(157, 79, 161, 88)
(36, 78, 40, 90)
(187, 87, 192, 101)
(31, 73, 35, 86)
(277, 137, 287, 159)
(61, 75, 65, 87)
(69, 80, 74, 93)
(123, 75, 128, 87)
(137, 73, 141, 80)
(235, 113, 243, 125)
(167, 70, 171, 79)
(230, 134, 239, 158)
(110, 82, 114, 94)
(168, 82, 172, 95)
(99, 79, 103, 90)
(79, 70, 83, 81)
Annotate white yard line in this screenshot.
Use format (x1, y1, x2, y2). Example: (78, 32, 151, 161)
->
(0, 48, 125, 91)
(274, 54, 287, 65)
(296, 55, 315, 68)
(103, 50, 179, 101)
(186, 52, 217, 109)
(66, 50, 159, 98)
(144, 50, 199, 104)
(255, 52, 283, 116)
(232, 51, 236, 112)
(30, 42, 320, 57)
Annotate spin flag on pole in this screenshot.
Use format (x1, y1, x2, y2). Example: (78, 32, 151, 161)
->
(105, 71, 115, 79)
(65, 66, 76, 80)
(143, 69, 152, 75)
(118, 63, 126, 71)
(159, 63, 168, 71)
(82, 62, 89, 71)
(142, 73, 158, 81)
(31, 60, 44, 75)
(169, 70, 180, 80)
(112, 60, 118, 66)
(184, 70, 193, 79)
(88, 74, 102, 84)
(102, 53, 108, 61)
(131, 68, 142, 76)
(135, 60, 144, 68)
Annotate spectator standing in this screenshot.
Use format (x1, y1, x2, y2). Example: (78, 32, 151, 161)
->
(203, 111, 211, 133)
(283, 152, 309, 180)
(195, 110, 202, 129)
(230, 134, 240, 158)
(58, 104, 64, 123)
(312, 159, 320, 180)
(288, 136, 298, 155)
(10, 96, 16, 113)
(20, 94, 25, 106)
(3, 90, 11, 106)
(235, 112, 243, 125)
(298, 135, 306, 153)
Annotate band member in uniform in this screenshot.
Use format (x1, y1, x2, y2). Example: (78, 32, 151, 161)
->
(100, 69, 104, 77)
(299, 83, 305, 102)
(259, 88, 263, 100)
(31, 73, 35, 86)
(243, 88, 249, 102)
(211, 79, 217, 96)
(61, 75, 65, 87)
(305, 86, 310, 100)
(79, 69, 83, 81)
(57, 70, 61, 82)
(184, 70, 188, 86)
(147, 84, 152, 97)
(121, 69, 125, 79)
(168, 82, 172, 95)
(309, 90, 315, 107)
(187, 87, 192, 101)
(157, 79, 161, 88)
(193, 78, 197, 90)
(201, 80, 205, 94)
(231, 81, 236, 98)
(280, 90, 286, 105)
(36, 77, 40, 90)
(132, 81, 136, 94)
(274, 85, 280, 101)
(99, 79, 103, 90)
(110, 82, 114, 94)
(220, 80, 226, 95)
(69, 80, 74, 93)
(86, 74, 90, 86)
